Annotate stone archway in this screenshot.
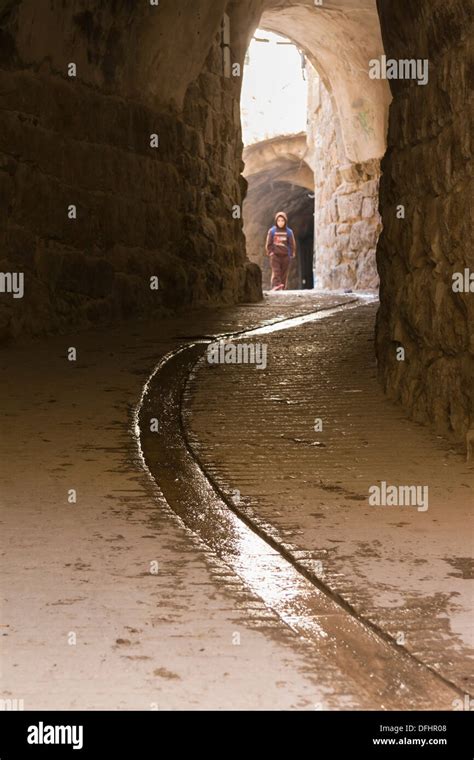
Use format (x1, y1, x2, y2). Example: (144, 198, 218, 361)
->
(259, 1, 390, 163)
(243, 134, 314, 192)
(242, 134, 314, 289)
(239, 0, 390, 292)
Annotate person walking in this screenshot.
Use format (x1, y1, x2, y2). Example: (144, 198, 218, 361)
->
(265, 211, 296, 291)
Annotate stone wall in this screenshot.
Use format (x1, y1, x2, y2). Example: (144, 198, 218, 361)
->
(0, 1, 261, 341)
(307, 67, 381, 291)
(375, 0, 473, 440)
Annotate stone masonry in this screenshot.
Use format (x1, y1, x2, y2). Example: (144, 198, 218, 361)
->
(307, 66, 381, 291)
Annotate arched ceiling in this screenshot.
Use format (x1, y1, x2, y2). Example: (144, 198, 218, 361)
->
(259, 0, 391, 161)
(243, 133, 314, 190)
(8, 0, 390, 162)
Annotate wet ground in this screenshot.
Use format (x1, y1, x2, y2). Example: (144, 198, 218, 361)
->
(1, 292, 472, 709)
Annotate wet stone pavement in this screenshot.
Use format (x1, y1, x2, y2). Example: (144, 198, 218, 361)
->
(1, 292, 472, 709)
(184, 298, 474, 699)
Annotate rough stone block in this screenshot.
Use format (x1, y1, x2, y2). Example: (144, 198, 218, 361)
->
(337, 192, 363, 221)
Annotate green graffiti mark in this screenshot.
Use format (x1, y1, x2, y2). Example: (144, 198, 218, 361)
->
(358, 110, 375, 138)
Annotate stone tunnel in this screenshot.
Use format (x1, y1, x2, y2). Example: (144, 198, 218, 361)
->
(1, 0, 471, 438)
(0, 0, 472, 717)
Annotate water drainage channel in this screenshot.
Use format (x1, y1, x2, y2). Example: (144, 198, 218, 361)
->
(134, 299, 462, 709)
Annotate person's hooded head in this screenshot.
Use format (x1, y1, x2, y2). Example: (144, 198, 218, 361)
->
(275, 211, 288, 229)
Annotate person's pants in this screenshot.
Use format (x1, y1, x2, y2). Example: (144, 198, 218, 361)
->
(270, 253, 291, 290)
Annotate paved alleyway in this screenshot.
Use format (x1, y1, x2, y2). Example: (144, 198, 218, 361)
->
(185, 299, 473, 696)
(0, 293, 357, 710)
(2, 292, 471, 710)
